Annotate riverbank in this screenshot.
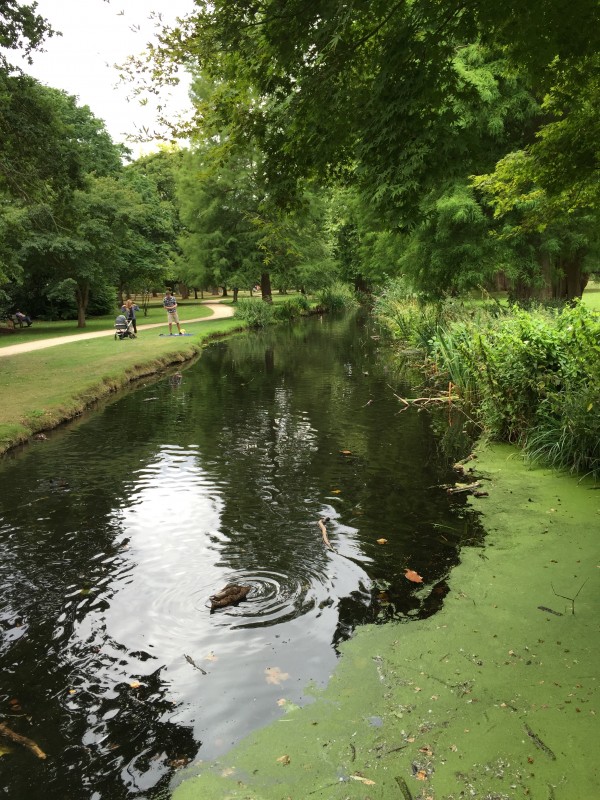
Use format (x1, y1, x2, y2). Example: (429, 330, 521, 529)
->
(0, 309, 242, 456)
(172, 443, 599, 800)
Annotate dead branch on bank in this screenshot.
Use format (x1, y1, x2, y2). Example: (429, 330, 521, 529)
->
(387, 382, 460, 414)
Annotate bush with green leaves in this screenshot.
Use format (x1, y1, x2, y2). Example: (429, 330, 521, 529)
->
(432, 303, 600, 476)
(234, 298, 276, 327)
(375, 289, 600, 476)
(315, 282, 359, 312)
(273, 294, 311, 321)
(374, 279, 473, 350)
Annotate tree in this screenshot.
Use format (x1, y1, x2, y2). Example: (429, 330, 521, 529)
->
(130, 1, 598, 301)
(176, 140, 264, 296)
(0, 82, 132, 324)
(0, 1, 54, 68)
(114, 161, 180, 304)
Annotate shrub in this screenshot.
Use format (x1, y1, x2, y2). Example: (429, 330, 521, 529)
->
(376, 287, 600, 476)
(273, 294, 311, 321)
(433, 302, 600, 475)
(234, 298, 276, 327)
(315, 282, 359, 313)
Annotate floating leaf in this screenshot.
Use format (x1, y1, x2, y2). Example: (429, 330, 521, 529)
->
(129, 680, 140, 689)
(377, 538, 388, 545)
(204, 652, 218, 662)
(277, 698, 287, 707)
(331, 489, 342, 494)
(404, 569, 423, 583)
(416, 770, 428, 781)
(276, 754, 291, 765)
(350, 775, 375, 785)
(340, 450, 352, 455)
(265, 666, 290, 685)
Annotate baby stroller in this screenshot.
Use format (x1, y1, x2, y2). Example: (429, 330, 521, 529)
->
(114, 314, 136, 340)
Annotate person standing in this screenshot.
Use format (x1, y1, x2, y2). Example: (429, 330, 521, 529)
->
(121, 299, 140, 334)
(163, 289, 182, 335)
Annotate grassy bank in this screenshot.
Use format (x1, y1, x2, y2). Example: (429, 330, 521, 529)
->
(172, 443, 599, 800)
(0, 316, 242, 455)
(374, 283, 600, 478)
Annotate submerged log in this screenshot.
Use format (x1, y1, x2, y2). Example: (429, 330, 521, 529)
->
(0, 722, 46, 759)
(209, 584, 250, 611)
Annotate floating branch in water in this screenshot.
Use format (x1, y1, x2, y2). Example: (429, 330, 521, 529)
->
(317, 517, 335, 551)
(184, 654, 207, 674)
(446, 481, 482, 495)
(551, 578, 588, 615)
(0, 722, 46, 759)
(524, 723, 556, 760)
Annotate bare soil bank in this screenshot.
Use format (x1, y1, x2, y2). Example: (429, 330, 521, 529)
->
(172, 443, 599, 800)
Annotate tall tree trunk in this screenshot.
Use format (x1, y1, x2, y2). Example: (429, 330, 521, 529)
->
(354, 275, 370, 294)
(75, 281, 89, 328)
(232, 287, 239, 302)
(261, 272, 272, 303)
(221, 286, 228, 297)
(180, 284, 190, 300)
(537, 252, 554, 301)
(560, 252, 588, 301)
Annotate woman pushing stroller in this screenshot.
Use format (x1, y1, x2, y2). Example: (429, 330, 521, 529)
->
(121, 299, 140, 334)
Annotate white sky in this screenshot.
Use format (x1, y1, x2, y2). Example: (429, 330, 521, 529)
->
(22, 0, 195, 156)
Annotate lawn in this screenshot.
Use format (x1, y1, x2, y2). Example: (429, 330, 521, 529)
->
(0, 291, 307, 347)
(0, 298, 216, 347)
(0, 288, 317, 454)
(0, 316, 243, 454)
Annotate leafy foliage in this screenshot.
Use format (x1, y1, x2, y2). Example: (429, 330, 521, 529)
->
(315, 282, 359, 313)
(234, 298, 276, 328)
(382, 297, 600, 476)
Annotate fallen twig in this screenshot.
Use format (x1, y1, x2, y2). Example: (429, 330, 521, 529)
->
(395, 775, 413, 799)
(524, 723, 556, 760)
(446, 481, 482, 495)
(184, 654, 207, 675)
(551, 578, 588, 616)
(0, 722, 47, 759)
(318, 517, 336, 552)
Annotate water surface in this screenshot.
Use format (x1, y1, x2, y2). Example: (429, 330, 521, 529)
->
(0, 312, 482, 798)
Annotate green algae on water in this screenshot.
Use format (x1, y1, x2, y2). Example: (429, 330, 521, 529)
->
(172, 443, 599, 800)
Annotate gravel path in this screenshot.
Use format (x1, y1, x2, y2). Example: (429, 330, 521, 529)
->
(0, 303, 235, 358)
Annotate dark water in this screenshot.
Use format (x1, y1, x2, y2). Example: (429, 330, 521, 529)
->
(0, 313, 482, 799)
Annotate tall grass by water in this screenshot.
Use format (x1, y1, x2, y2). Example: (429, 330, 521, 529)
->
(374, 281, 600, 477)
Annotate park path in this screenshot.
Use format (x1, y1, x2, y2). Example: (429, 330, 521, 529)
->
(0, 303, 235, 358)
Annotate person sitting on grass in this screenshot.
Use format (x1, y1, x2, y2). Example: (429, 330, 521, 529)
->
(163, 290, 182, 335)
(15, 310, 32, 326)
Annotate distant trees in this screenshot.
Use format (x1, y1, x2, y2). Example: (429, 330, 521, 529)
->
(135, 0, 599, 301)
(175, 74, 337, 300)
(0, 82, 182, 324)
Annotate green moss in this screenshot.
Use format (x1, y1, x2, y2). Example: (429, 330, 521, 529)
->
(172, 443, 599, 800)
